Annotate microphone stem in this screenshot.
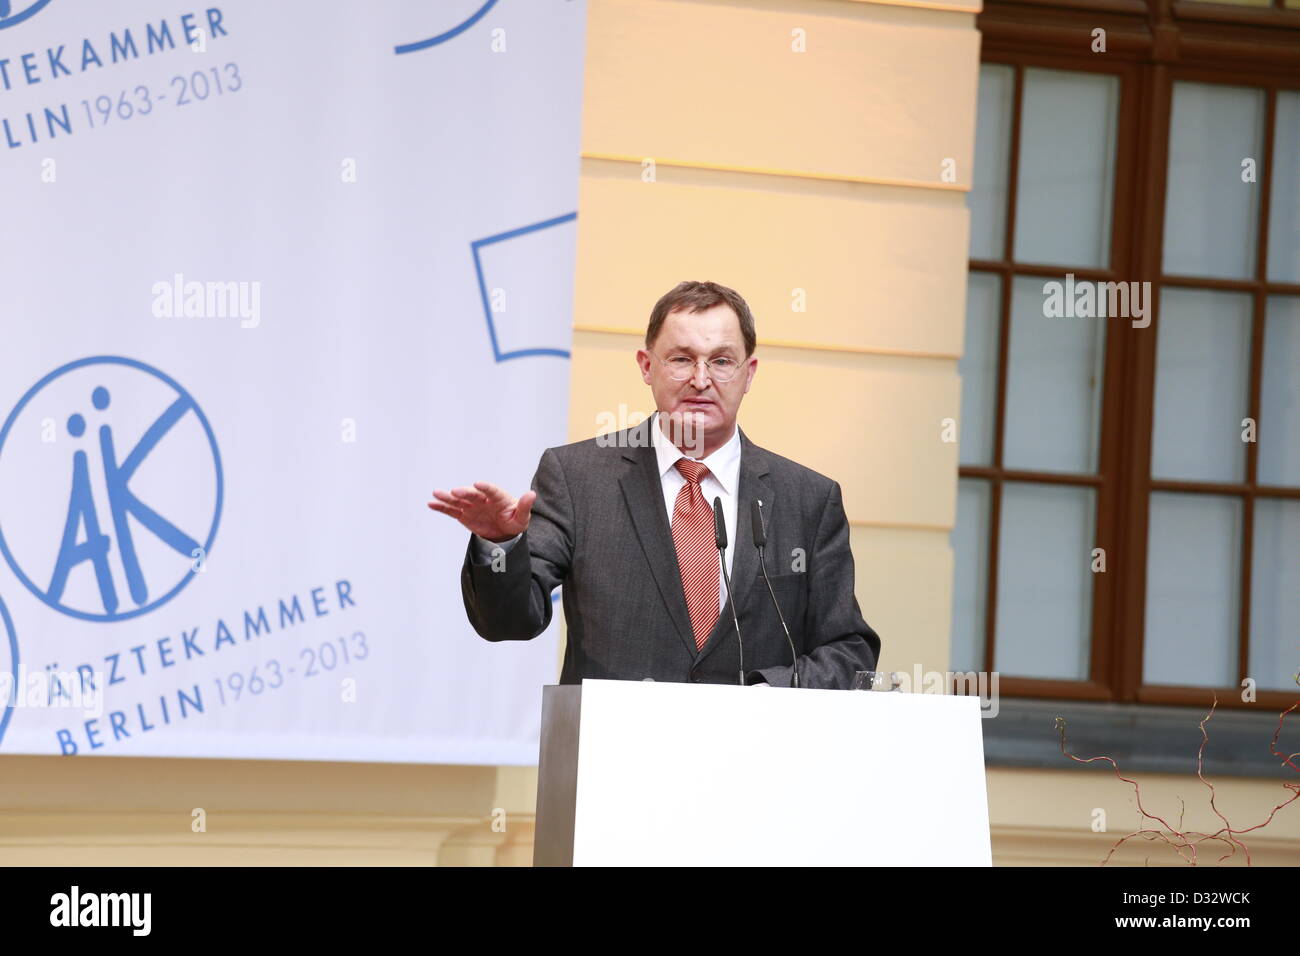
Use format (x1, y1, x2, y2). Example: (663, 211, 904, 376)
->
(719, 548, 744, 686)
(757, 545, 800, 688)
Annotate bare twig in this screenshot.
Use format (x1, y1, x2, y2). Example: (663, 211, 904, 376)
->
(1055, 672, 1300, 866)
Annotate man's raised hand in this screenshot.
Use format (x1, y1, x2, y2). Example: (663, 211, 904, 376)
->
(427, 481, 536, 543)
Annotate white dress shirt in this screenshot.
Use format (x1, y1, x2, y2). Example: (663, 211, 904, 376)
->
(472, 412, 742, 613)
(650, 411, 740, 612)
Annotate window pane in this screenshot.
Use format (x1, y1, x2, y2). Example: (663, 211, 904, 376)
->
(1268, 92, 1300, 284)
(1143, 493, 1241, 688)
(1013, 69, 1118, 269)
(1151, 288, 1251, 483)
(950, 479, 991, 673)
(959, 272, 1001, 466)
(1260, 296, 1300, 487)
(969, 64, 1014, 261)
(1003, 277, 1106, 473)
(1250, 498, 1300, 692)
(995, 482, 1095, 680)
(1163, 82, 1263, 280)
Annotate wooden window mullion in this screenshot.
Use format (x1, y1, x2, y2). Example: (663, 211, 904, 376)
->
(1239, 85, 1277, 688)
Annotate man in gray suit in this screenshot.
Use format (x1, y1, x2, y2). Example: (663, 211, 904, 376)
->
(428, 280, 880, 688)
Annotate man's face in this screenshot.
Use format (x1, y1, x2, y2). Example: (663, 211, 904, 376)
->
(636, 303, 757, 453)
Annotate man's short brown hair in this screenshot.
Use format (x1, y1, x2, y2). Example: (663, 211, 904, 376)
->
(645, 280, 757, 358)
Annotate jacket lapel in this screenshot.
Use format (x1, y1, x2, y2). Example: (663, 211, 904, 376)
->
(696, 428, 774, 667)
(618, 416, 698, 659)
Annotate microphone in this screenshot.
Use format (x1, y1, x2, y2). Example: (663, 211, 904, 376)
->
(713, 496, 744, 686)
(751, 499, 799, 688)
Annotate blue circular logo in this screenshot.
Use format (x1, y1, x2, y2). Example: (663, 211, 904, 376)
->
(0, 593, 17, 749)
(0, 357, 223, 622)
(0, 1, 54, 31)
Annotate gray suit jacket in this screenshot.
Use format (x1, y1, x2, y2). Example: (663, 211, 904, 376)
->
(460, 416, 881, 688)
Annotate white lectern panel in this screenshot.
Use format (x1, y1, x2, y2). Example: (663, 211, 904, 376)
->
(571, 679, 991, 866)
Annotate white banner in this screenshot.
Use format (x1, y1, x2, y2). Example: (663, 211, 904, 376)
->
(0, 0, 585, 763)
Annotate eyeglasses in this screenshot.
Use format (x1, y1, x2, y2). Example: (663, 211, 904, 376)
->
(651, 351, 744, 383)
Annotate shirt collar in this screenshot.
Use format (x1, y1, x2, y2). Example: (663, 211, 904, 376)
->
(650, 411, 742, 495)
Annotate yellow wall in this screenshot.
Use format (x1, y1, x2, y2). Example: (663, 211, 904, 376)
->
(3, 0, 1295, 867)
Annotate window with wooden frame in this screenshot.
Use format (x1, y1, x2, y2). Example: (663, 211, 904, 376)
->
(952, 0, 1300, 716)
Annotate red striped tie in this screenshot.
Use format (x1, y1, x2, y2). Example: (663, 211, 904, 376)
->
(671, 459, 720, 651)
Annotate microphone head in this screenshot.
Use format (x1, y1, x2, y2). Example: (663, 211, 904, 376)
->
(750, 499, 767, 548)
(712, 496, 727, 549)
